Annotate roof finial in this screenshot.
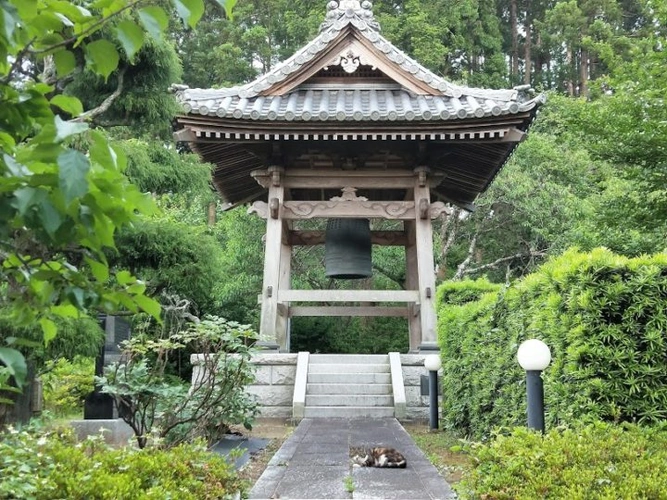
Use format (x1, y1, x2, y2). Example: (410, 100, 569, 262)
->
(320, 1, 380, 33)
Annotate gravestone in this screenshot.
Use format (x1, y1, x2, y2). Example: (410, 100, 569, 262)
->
(83, 315, 130, 420)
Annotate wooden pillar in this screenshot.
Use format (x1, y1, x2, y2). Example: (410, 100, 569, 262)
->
(414, 168, 438, 351)
(258, 166, 284, 350)
(276, 222, 292, 352)
(405, 219, 421, 353)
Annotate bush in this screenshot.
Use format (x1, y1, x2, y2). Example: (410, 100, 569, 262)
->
(0, 426, 244, 499)
(458, 423, 667, 499)
(100, 316, 259, 448)
(437, 249, 667, 438)
(42, 358, 95, 417)
(437, 279, 505, 435)
(111, 219, 226, 316)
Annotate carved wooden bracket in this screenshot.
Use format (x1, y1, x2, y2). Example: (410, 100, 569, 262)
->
(248, 200, 268, 219)
(330, 187, 368, 202)
(428, 201, 450, 218)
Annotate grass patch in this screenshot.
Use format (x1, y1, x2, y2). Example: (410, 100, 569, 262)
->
(343, 475, 355, 493)
(236, 420, 294, 485)
(404, 424, 472, 484)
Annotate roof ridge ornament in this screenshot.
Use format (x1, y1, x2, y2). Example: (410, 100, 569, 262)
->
(320, 1, 380, 33)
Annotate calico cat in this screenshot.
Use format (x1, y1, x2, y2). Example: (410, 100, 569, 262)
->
(349, 446, 407, 468)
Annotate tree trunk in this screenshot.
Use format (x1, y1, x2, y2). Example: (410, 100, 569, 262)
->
(523, 0, 532, 85)
(510, 0, 519, 83)
(534, 32, 543, 84)
(566, 45, 575, 96)
(579, 47, 589, 97)
(207, 201, 216, 226)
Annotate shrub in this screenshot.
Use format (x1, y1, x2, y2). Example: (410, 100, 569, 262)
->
(100, 315, 259, 448)
(0, 426, 244, 499)
(437, 280, 504, 435)
(111, 219, 226, 316)
(42, 357, 95, 417)
(458, 423, 667, 499)
(437, 249, 667, 437)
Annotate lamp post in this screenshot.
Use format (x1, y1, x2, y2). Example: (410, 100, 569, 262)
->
(516, 339, 551, 433)
(424, 354, 442, 430)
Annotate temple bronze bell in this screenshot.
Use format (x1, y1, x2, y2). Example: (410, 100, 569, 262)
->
(325, 218, 372, 279)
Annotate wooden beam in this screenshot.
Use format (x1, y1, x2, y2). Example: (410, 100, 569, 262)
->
(288, 230, 407, 246)
(288, 306, 410, 317)
(251, 168, 445, 189)
(278, 290, 419, 303)
(250, 200, 449, 220)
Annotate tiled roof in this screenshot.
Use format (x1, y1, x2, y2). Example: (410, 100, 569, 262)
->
(174, 1, 546, 210)
(173, 0, 544, 122)
(179, 86, 544, 122)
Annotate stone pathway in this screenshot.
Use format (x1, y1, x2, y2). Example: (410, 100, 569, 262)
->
(249, 418, 455, 499)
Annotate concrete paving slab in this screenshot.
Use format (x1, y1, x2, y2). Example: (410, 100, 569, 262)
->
(248, 418, 455, 500)
(285, 465, 351, 499)
(290, 451, 349, 466)
(248, 465, 289, 499)
(352, 467, 420, 489)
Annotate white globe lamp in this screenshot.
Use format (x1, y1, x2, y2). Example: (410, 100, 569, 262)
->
(517, 339, 551, 371)
(424, 354, 442, 372)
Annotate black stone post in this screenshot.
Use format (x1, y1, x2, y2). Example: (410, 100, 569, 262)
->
(526, 370, 545, 433)
(428, 369, 439, 430)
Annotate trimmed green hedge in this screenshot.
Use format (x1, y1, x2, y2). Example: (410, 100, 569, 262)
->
(0, 427, 244, 499)
(458, 423, 667, 499)
(437, 249, 667, 437)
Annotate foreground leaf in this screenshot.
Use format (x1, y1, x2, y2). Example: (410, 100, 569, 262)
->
(0, 347, 28, 388)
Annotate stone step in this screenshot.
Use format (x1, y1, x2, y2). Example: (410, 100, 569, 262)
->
(309, 354, 389, 364)
(307, 372, 392, 385)
(308, 363, 390, 374)
(306, 394, 394, 407)
(307, 383, 392, 395)
(303, 406, 395, 418)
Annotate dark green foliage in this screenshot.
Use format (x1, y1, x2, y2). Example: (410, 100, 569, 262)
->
(374, 0, 507, 87)
(0, 313, 103, 373)
(213, 209, 266, 326)
(291, 316, 408, 354)
(437, 280, 508, 435)
(438, 249, 667, 438)
(111, 219, 225, 315)
(122, 139, 213, 198)
(0, 426, 245, 499)
(66, 39, 183, 137)
(458, 423, 667, 499)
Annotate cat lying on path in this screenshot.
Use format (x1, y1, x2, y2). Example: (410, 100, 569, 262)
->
(350, 447, 407, 468)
